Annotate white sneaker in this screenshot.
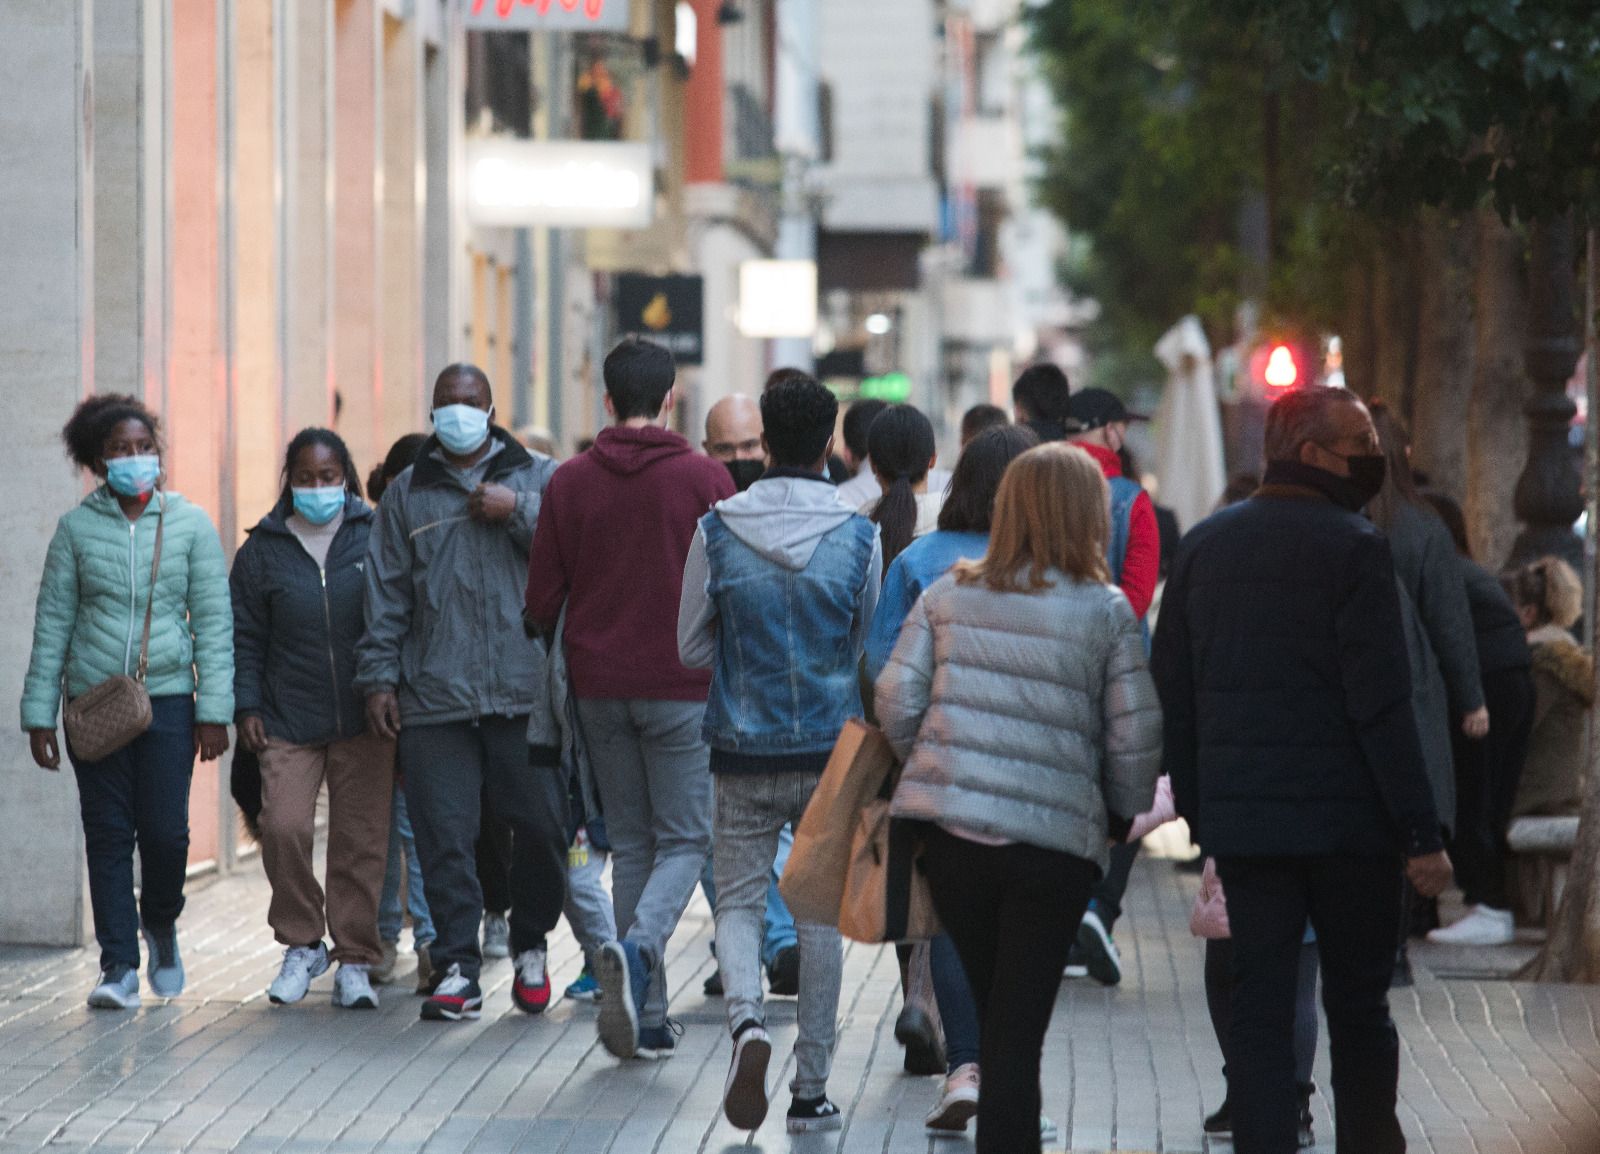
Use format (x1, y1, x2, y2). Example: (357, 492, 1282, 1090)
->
(333, 964, 379, 1009)
(88, 965, 141, 1010)
(1427, 905, 1515, 946)
(482, 912, 511, 959)
(268, 943, 330, 1004)
(925, 1062, 980, 1133)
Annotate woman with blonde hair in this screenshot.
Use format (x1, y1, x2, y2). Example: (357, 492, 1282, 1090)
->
(875, 442, 1163, 1154)
(1504, 558, 1592, 819)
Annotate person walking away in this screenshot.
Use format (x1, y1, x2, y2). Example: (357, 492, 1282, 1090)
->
(232, 429, 391, 1009)
(1152, 386, 1452, 1154)
(837, 396, 952, 509)
(356, 364, 570, 1023)
(23, 395, 233, 1009)
(860, 404, 942, 570)
(525, 338, 734, 1060)
(698, 393, 804, 999)
(876, 443, 1162, 1154)
(1423, 494, 1534, 947)
(959, 403, 1009, 449)
(1367, 403, 1486, 975)
(1060, 387, 1161, 986)
(1010, 362, 1077, 442)
(679, 373, 882, 1133)
(365, 434, 437, 991)
(864, 423, 1038, 1136)
(1504, 559, 1591, 821)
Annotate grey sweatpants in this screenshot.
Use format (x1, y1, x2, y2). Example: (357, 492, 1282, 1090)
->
(575, 698, 712, 1029)
(713, 771, 843, 1101)
(564, 828, 615, 964)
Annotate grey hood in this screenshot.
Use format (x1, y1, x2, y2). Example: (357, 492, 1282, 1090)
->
(713, 475, 860, 571)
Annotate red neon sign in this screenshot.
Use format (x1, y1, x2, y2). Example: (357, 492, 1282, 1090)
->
(471, 0, 610, 19)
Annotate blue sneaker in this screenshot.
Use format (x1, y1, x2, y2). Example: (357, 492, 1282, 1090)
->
(637, 1019, 683, 1060)
(564, 967, 601, 1002)
(141, 923, 185, 998)
(87, 964, 141, 1010)
(596, 940, 651, 1059)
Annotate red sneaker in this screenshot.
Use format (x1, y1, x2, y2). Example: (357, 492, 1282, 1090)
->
(512, 948, 551, 1014)
(420, 963, 482, 1022)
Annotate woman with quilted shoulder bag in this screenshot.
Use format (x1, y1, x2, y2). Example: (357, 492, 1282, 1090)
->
(875, 443, 1163, 1154)
(21, 395, 233, 1011)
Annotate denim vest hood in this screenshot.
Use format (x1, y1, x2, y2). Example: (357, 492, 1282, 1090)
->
(701, 476, 877, 757)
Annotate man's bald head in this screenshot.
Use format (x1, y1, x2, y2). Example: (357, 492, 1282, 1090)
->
(704, 394, 764, 462)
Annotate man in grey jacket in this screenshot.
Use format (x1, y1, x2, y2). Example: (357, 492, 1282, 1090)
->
(356, 364, 568, 1024)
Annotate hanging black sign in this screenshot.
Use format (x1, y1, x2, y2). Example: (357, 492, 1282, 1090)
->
(614, 274, 705, 366)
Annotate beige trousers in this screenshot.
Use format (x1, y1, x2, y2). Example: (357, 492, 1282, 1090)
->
(259, 731, 394, 965)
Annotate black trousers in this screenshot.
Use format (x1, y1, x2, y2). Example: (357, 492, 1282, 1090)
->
(1451, 667, 1536, 910)
(1090, 838, 1140, 928)
(397, 716, 569, 980)
(1205, 937, 1319, 1091)
(921, 825, 1099, 1154)
(476, 781, 514, 916)
(1216, 855, 1404, 1154)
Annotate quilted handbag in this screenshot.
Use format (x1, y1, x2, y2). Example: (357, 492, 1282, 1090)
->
(64, 502, 164, 762)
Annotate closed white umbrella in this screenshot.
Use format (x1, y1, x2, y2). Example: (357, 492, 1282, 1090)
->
(1153, 315, 1228, 532)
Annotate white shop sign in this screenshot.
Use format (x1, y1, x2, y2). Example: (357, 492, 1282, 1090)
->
(465, 140, 654, 229)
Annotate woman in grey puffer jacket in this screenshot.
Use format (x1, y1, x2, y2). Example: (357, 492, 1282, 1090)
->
(876, 443, 1162, 1154)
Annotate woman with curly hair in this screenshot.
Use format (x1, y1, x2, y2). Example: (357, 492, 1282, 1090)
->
(21, 395, 233, 1010)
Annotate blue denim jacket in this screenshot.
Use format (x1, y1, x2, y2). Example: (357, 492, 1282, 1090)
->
(864, 529, 988, 682)
(678, 473, 882, 771)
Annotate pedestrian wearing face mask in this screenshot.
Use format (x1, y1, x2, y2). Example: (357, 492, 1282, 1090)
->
(231, 429, 392, 1010)
(356, 365, 570, 1023)
(703, 393, 766, 493)
(22, 395, 234, 1011)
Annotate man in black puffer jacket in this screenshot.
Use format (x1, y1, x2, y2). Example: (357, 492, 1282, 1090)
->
(1152, 387, 1452, 1154)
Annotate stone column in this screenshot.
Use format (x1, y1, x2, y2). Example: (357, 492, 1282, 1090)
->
(333, 0, 380, 469)
(0, 0, 95, 947)
(1511, 215, 1584, 567)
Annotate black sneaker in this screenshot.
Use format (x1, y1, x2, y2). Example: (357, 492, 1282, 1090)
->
(895, 1005, 945, 1075)
(1203, 1099, 1231, 1136)
(723, 1021, 772, 1131)
(1076, 908, 1122, 986)
(420, 963, 483, 1021)
(703, 968, 724, 997)
(1298, 1084, 1316, 1149)
(766, 945, 800, 997)
(786, 1094, 842, 1134)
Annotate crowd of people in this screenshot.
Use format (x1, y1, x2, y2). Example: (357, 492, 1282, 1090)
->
(20, 339, 1591, 1154)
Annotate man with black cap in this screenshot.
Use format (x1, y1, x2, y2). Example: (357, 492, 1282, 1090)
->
(1064, 387, 1161, 988)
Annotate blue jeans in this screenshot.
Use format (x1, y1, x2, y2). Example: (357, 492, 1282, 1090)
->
(378, 783, 434, 947)
(701, 822, 798, 968)
(68, 695, 195, 972)
(930, 932, 981, 1071)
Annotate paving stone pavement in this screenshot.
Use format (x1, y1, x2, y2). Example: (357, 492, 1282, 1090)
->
(0, 847, 1597, 1153)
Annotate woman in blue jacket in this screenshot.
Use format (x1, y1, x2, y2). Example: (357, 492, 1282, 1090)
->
(230, 429, 390, 1011)
(23, 395, 234, 1011)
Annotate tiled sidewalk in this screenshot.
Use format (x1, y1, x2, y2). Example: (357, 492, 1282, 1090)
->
(0, 848, 1596, 1153)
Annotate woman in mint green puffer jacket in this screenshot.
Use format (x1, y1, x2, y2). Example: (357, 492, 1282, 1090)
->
(20, 395, 233, 1012)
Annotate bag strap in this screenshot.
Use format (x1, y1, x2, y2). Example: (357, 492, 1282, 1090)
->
(135, 497, 165, 683)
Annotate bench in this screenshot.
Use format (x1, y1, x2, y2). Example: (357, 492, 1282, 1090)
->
(1507, 815, 1580, 927)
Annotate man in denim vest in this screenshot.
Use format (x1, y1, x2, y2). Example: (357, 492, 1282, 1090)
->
(1064, 387, 1160, 987)
(678, 374, 882, 1135)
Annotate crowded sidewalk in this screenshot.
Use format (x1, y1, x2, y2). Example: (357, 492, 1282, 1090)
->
(0, 845, 1591, 1154)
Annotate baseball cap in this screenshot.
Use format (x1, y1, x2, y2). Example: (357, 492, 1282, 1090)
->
(1067, 388, 1149, 431)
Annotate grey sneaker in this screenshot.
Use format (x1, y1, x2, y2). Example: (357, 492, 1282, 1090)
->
(414, 943, 436, 995)
(482, 912, 511, 959)
(140, 923, 185, 998)
(373, 940, 400, 985)
(88, 964, 141, 1010)
(268, 943, 330, 1005)
(333, 964, 379, 1009)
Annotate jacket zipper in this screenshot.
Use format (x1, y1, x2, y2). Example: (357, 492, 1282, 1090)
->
(320, 566, 344, 739)
(123, 520, 138, 675)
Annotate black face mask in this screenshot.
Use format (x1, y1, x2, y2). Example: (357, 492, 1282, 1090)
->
(1343, 454, 1388, 509)
(1263, 455, 1387, 513)
(724, 458, 765, 492)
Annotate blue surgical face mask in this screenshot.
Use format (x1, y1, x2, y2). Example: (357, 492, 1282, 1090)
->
(432, 404, 493, 456)
(292, 486, 346, 526)
(106, 454, 161, 498)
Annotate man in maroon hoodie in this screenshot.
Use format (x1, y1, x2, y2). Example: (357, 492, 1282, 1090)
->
(526, 338, 735, 1061)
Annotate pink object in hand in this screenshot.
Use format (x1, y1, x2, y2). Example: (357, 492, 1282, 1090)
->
(1126, 774, 1176, 842)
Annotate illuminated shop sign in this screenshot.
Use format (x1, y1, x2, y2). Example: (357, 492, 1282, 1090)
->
(466, 140, 654, 229)
(463, 0, 632, 32)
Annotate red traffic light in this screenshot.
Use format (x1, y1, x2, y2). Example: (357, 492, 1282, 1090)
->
(1263, 344, 1298, 388)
